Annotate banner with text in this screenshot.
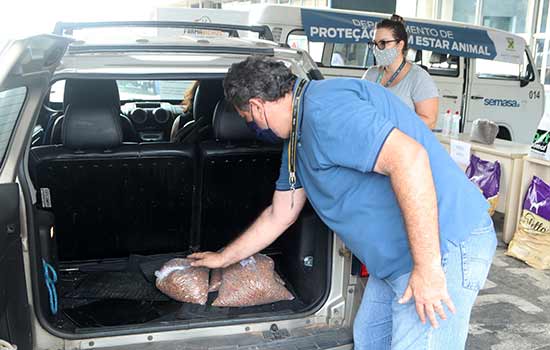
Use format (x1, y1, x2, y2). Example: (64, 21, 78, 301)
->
(301, 9, 525, 64)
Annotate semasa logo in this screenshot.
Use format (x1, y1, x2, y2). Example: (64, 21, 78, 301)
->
(483, 98, 520, 107)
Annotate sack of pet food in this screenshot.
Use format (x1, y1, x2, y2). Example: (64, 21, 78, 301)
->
(208, 268, 223, 293)
(208, 266, 286, 293)
(212, 254, 293, 307)
(465, 154, 501, 216)
(507, 176, 550, 269)
(155, 258, 209, 304)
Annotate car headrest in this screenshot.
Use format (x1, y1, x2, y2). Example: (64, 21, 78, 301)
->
(447, 55, 459, 65)
(429, 52, 447, 64)
(406, 49, 421, 63)
(63, 79, 120, 110)
(212, 99, 256, 141)
(62, 104, 123, 150)
(193, 80, 224, 121)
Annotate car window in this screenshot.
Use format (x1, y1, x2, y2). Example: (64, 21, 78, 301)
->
(0, 87, 26, 167)
(421, 50, 460, 77)
(331, 43, 374, 68)
(49, 80, 195, 103)
(407, 50, 459, 77)
(58, 27, 230, 44)
(476, 59, 521, 80)
(475, 53, 530, 81)
(118, 80, 195, 101)
(286, 32, 323, 63)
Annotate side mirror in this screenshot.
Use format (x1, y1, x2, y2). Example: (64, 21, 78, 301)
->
(520, 77, 529, 87)
(520, 63, 535, 87)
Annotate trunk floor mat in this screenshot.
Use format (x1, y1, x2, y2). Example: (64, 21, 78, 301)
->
(63, 271, 169, 301)
(63, 299, 182, 328)
(59, 253, 189, 301)
(175, 292, 306, 321)
(62, 296, 307, 329)
(56, 253, 307, 329)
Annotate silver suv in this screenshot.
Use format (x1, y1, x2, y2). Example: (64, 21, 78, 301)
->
(0, 22, 364, 350)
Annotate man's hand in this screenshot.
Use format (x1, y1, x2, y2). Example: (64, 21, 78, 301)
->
(187, 189, 307, 269)
(398, 265, 456, 328)
(187, 251, 227, 269)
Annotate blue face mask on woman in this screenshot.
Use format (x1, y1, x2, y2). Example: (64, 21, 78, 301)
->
(246, 103, 282, 144)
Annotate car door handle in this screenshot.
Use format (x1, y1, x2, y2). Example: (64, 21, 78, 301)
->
(471, 95, 484, 100)
(442, 95, 458, 99)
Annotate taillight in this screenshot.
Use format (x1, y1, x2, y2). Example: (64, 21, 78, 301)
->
(360, 264, 369, 278)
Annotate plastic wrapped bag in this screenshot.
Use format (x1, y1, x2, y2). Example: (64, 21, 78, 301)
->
(470, 119, 499, 145)
(208, 268, 222, 293)
(155, 258, 209, 304)
(465, 155, 500, 216)
(212, 254, 294, 307)
(209, 266, 286, 293)
(507, 176, 550, 269)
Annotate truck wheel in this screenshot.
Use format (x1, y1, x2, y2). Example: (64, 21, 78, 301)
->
(497, 126, 512, 141)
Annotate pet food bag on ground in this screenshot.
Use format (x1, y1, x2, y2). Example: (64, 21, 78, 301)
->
(507, 176, 550, 269)
(155, 258, 209, 304)
(465, 154, 501, 216)
(212, 254, 294, 307)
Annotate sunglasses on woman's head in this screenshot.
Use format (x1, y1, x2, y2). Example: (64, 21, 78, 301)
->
(368, 39, 399, 50)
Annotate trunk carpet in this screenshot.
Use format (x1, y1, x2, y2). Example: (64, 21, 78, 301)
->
(63, 271, 169, 301)
(56, 253, 306, 330)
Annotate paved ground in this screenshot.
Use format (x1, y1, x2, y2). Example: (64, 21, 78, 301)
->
(467, 214, 550, 349)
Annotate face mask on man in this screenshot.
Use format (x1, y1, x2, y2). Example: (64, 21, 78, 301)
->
(373, 46, 399, 67)
(246, 120, 282, 143)
(246, 103, 283, 144)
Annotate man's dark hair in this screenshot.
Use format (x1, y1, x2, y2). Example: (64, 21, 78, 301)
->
(223, 56, 296, 111)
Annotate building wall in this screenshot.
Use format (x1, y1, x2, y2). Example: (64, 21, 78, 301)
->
(331, 0, 395, 13)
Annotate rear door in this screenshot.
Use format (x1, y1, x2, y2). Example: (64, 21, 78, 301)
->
(0, 35, 70, 350)
(465, 50, 543, 143)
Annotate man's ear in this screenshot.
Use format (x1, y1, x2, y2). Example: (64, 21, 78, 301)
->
(248, 98, 266, 120)
(249, 98, 263, 110)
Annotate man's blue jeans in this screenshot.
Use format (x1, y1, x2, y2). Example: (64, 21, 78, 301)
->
(353, 215, 497, 349)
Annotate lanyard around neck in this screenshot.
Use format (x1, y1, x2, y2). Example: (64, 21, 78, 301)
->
(288, 78, 308, 208)
(376, 58, 407, 87)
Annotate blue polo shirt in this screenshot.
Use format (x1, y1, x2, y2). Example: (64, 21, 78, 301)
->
(276, 78, 488, 280)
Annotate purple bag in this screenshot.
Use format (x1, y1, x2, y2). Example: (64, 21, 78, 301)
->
(465, 155, 500, 199)
(507, 176, 550, 269)
(522, 176, 550, 220)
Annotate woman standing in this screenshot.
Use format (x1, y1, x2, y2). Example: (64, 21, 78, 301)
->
(362, 15, 439, 129)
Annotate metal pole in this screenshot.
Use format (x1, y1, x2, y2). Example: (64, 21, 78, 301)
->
(475, 0, 483, 25)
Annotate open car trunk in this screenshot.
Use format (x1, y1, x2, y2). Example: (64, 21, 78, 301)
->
(28, 77, 332, 335)
(34, 205, 331, 334)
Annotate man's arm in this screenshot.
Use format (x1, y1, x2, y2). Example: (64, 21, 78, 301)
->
(188, 188, 307, 268)
(374, 128, 456, 328)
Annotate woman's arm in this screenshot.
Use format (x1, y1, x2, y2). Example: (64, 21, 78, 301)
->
(414, 97, 439, 130)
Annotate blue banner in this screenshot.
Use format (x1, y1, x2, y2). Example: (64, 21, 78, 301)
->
(301, 9, 523, 62)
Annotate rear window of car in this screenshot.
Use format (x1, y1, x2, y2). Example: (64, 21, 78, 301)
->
(0, 87, 26, 167)
(49, 80, 195, 103)
(286, 31, 324, 64)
